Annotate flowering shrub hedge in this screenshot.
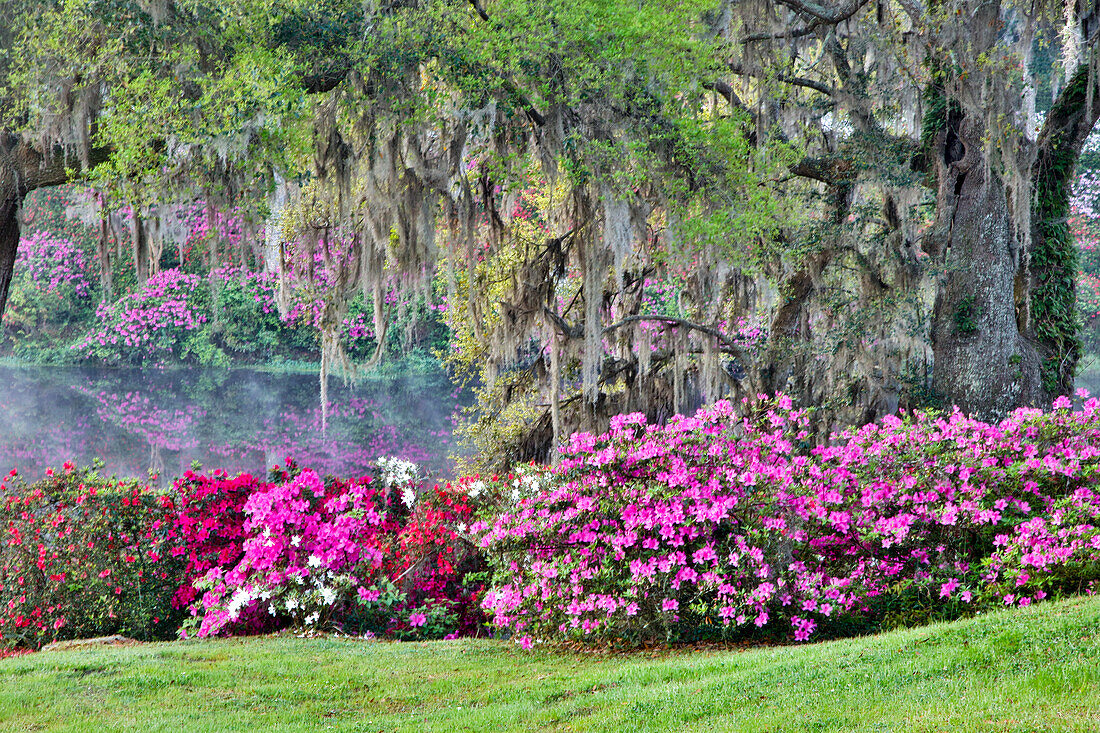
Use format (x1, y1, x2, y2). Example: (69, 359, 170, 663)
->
(67, 264, 410, 366)
(182, 461, 485, 640)
(477, 394, 1100, 647)
(0, 459, 486, 650)
(8, 393, 1100, 652)
(0, 465, 184, 649)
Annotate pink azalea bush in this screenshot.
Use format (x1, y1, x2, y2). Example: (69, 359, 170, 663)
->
(179, 462, 485, 640)
(14, 232, 92, 298)
(476, 394, 1100, 646)
(4, 231, 96, 349)
(74, 268, 210, 364)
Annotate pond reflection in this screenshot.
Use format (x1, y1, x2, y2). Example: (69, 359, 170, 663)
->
(0, 365, 464, 483)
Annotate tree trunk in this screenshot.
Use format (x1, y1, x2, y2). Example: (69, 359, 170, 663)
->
(263, 173, 288, 274)
(929, 65, 1100, 418)
(130, 207, 150, 287)
(929, 117, 1046, 418)
(96, 192, 113, 302)
(0, 187, 22, 320)
(1028, 64, 1100, 398)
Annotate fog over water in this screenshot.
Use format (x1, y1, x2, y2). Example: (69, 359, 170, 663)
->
(0, 365, 465, 484)
(7, 361, 1095, 488)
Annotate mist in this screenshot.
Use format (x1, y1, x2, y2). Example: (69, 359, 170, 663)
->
(0, 364, 466, 486)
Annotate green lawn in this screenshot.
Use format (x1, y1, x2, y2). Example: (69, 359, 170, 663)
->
(2, 597, 1099, 732)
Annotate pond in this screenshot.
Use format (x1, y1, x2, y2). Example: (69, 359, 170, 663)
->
(0, 364, 466, 485)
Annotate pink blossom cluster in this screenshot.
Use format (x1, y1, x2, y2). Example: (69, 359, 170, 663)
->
(477, 393, 1100, 645)
(176, 203, 246, 265)
(73, 268, 206, 362)
(187, 469, 391, 636)
(15, 231, 92, 298)
(342, 311, 376, 342)
(183, 464, 483, 640)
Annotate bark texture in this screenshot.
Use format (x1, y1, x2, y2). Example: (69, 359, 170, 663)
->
(928, 116, 1045, 417)
(0, 191, 20, 320)
(928, 60, 1100, 419)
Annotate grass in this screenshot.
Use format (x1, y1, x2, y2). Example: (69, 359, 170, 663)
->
(1, 596, 1099, 732)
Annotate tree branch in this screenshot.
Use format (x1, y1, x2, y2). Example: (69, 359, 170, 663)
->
(789, 155, 856, 185)
(544, 307, 751, 355)
(728, 63, 835, 97)
(774, 0, 874, 24)
(742, 23, 821, 43)
(543, 306, 584, 339)
(1035, 64, 1100, 193)
(468, 0, 491, 22)
(0, 132, 112, 193)
(702, 80, 745, 109)
(603, 315, 749, 354)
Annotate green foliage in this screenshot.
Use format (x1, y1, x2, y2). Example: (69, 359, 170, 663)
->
(0, 466, 185, 649)
(209, 275, 314, 358)
(954, 294, 980, 335)
(1033, 83, 1085, 395)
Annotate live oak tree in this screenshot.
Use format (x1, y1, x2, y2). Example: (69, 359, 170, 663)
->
(2, 0, 1099, 467)
(725, 0, 1100, 421)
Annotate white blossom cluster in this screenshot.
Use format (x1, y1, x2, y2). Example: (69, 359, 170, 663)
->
(263, 568, 353, 630)
(464, 462, 549, 505)
(508, 463, 548, 503)
(226, 584, 262, 622)
(376, 456, 420, 508)
(465, 479, 488, 499)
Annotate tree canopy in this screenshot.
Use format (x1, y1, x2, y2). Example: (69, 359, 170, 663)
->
(2, 0, 1100, 467)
